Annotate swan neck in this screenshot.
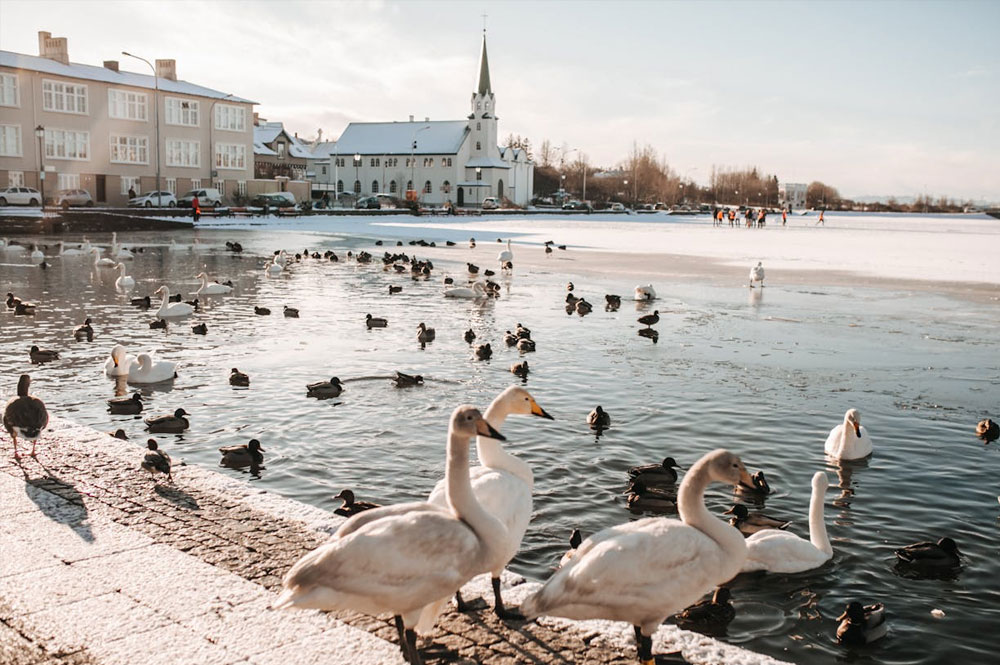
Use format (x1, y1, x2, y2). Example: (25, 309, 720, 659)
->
(808, 481, 832, 555)
(476, 397, 532, 483)
(677, 457, 745, 557)
(446, 424, 507, 560)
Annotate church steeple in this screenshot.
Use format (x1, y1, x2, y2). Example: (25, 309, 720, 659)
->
(476, 33, 492, 95)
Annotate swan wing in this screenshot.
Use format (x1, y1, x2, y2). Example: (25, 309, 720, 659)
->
(742, 530, 831, 573)
(823, 424, 844, 457)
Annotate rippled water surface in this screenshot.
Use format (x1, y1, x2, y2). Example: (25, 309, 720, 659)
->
(1, 224, 998, 665)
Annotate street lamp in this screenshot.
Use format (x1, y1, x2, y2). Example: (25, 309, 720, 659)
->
(623, 178, 629, 207)
(476, 167, 482, 207)
(410, 124, 430, 203)
(34, 125, 45, 207)
(354, 153, 361, 197)
(122, 51, 161, 206)
(208, 92, 235, 192)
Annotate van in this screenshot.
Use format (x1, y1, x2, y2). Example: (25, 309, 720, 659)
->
(177, 188, 224, 208)
(482, 196, 499, 210)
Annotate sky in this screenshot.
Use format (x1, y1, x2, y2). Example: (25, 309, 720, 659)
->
(2, 0, 998, 201)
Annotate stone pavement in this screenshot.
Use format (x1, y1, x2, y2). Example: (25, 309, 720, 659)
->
(0, 417, 789, 665)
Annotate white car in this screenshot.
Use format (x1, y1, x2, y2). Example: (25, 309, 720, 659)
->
(482, 196, 500, 210)
(129, 191, 177, 208)
(0, 187, 43, 206)
(609, 202, 625, 211)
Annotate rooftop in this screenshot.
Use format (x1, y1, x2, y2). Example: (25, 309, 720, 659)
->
(334, 120, 470, 156)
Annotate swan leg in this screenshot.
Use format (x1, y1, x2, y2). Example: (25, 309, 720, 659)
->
(491, 576, 524, 621)
(404, 628, 423, 665)
(393, 616, 411, 663)
(10, 430, 20, 459)
(635, 626, 653, 664)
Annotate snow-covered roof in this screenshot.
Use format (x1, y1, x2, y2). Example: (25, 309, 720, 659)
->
(465, 156, 510, 169)
(0, 50, 256, 104)
(253, 122, 311, 159)
(288, 139, 312, 159)
(254, 123, 285, 145)
(334, 121, 469, 156)
(253, 141, 277, 156)
(308, 141, 339, 159)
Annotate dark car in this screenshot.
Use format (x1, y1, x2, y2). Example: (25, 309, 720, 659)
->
(355, 196, 381, 210)
(561, 200, 592, 211)
(251, 192, 296, 208)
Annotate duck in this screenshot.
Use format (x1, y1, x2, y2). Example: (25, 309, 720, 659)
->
(975, 418, 998, 443)
(91, 247, 116, 267)
(366, 313, 388, 328)
(141, 439, 173, 483)
(497, 239, 513, 268)
(307, 376, 343, 399)
(749, 261, 765, 288)
(144, 408, 190, 433)
(557, 529, 586, 569)
(333, 489, 380, 517)
(388, 285, 403, 294)
(29, 244, 45, 263)
(229, 368, 250, 387)
(588, 405, 610, 430)
(741, 472, 832, 574)
(192, 322, 208, 335)
(575, 299, 593, 316)
(219, 438, 264, 468)
(516, 338, 536, 353)
(275, 406, 507, 662)
(605, 294, 621, 311)
(625, 479, 677, 513)
(128, 353, 177, 384)
(149, 319, 167, 330)
(628, 457, 682, 486)
(725, 504, 791, 537)
(3, 374, 49, 459)
(475, 343, 492, 360)
(131, 295, 152, 309)
(836, 602, 887, 647)
(74, 318, 94, 341)
(283, 306, 299, 318)
(444, 281, 487, 299)
(6, 292, 18, 308)
(824, 408, 873, 460)
(108, 392, 143, 415)
(154, 286, 194, 318)
(393, 371, 423, 388)
(634, 284, 657, 301)
(545, 245, 553, 256)
(416, 322, 436, 344)
(672, 587, 736, 632)
(469, 237, 476, 248)
(254, 306, 271, 316)
(736, 470, 772, 496)
(195, 272, 233, 296)
(565, 292, 580, 306)
(638, 310, 660, 328)
(57, 241, 85, 256)
(14, 299, 36, 315)
(521, 450, 753, 665)
(467, 262, 480, 275)
(895, 537, 961, 570)
(464, 329, 476, 344)
(511, 361, 529, 378)
(515, 323, 532, 339)
(504, 330, 519, 347)
(114, 263, 136, 291)
(109, 428, 128, 440)
(29, 345, 60, 364)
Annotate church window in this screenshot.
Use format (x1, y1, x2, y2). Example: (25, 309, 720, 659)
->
(337, 180, 343, 193)
(476, 141, 481, 150)
(476, 122, 481, 130)
(372, 180, 379, 193)
(423, 180, 432, 194)
(390, 180, 397, 194)
(353, 180, 361, 194)
(476, 102, 481, 110)
(476, 169, 483, 181)
(406, 180, 413, 191)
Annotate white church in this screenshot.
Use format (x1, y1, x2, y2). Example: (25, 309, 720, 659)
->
(325, 34, 534, 207)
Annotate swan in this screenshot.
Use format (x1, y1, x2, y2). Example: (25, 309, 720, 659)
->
(91, 247, 116, 267)
(80, 237, 92, 254)
(195, 272, 233, 296)
(104, 344, 136, 376)
(265, 252, 286, 275)
(29, 245, 44, 263)
(115, 263, 135, 291)
(154, 286, 194, 318)
(497, 239, 513, 268)
(0, 238, 21, 252)
(128, 352, 178, 384)
(750, 261, 765, 288)
(741, 472, 832, 573)
(57, 241, 84, 256)
(824, 408, 873, 460)
(634, 284, 656, 301)
(421, 387, 553, 624)
(275, 405, 508, 665)
(110, 233, 134, 260)
(444, 281, 487, 299)
(521, 449, 752, 665)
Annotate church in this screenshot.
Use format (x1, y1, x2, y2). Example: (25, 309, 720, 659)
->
(326, 34, 534, 207)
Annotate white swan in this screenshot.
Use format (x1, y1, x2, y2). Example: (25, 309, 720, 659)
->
(195, 272, 233, 296)
(29, 244, 44, 263)
(265, 252, 284, 275)
(521, 449, 752, 663)
(741, 472, 832, 574)
(444, 281, 487, 299)
(127, 352, 177, 384)
(91, 247, 116, 267)
(0, 238, 19, 252)
(153, 285, 194, 318)
(275, 405, 508, 665)
(57, 241, 84, 256)
(421, 387, 553, 625)
(104, 344, 136, 376)
(80, 237, 92, 254)
(750, 261, 765, 288)
(115, 263, 135, 291)
(497, 239, 513, 266)
(824, 408, 873, 460)
(110, 233, 134, 260)
(634, 284, 657, 301)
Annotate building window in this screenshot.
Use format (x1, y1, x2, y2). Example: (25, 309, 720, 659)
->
(335, 157, 344, 167)
(337, 180, 343, 193)
(475, 142, 481, 150)
(214, 180, 225, 195)
(42, 79, 88, 114)
(165, 177, 176, 194)
(191, 178, 202, 189)
(476, 122, 481, 130)
(371, 180, 379, 193)
(0, 125, 21, 156)
(108, 89, 148, 121)
(276, 142, 286, 159)
(164, 97, 199, 126)
(353, 156, 362, 167)
(44, 129, 90, 161)
(215, 104, 246, 131)
(9, 171, 24, 187)
(476, 169, 483, 181)
(166, 138, 200, 168)
(57, 173, 80, 190)
(389, 180, 397, 194)
(423, 180, 432, 194)
(237, 180, 247, 197)
(406, 180, 413, 191)
(353, 180, 361, 194)
(109, 135, 149, 164)
(214, 143, 246, 170)
(121, 176, 140, 195)
(0, 73, 18, 107)
(321, 165, 327, 175)
(442, 180, 450, 193)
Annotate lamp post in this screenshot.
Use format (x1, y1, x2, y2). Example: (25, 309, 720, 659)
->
(122, 51, 160, 206)
(333, 142, 339, 207)
(410, 124, 430, 203)
(207, 92, 235, 193)
(34, 125, 45, 207)
(354, 153, 360, 198)
(623, 178, 628, 207)
(476, 167, 482, 207)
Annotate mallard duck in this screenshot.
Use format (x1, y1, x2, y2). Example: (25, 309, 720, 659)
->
(255, 306, 271, 315)
(416, 322, 435, 344)
(108, 392, 143, 415)
(672, 587, 736, 631)
(141, 439, 173, 482)
(895, 537, 961, 569)
(836, 602, 887, 647)
(976, 418, 999, 443)
(366, 313, 387, 328)
(566, 282, 574, 292)
(515, 323, 532, 339)
(109, 428, 128, 440)
(725, 504, 791, 536)
(149, 319, 167, 330)
(191, 323, 208, 335)
(467, 262, 479, 274)
(15, 300, 37, 315)
(284, 306, 300, 318)
(475, 343, 492, 360)
(625, 479, 677, 513)
(6, 292, 18, 308)
(392, 371, 424, 388)
(565, 292, 580, 306)
(464, 329, 476, 344)
(307, 376, 343, 399)
(605, 294, 621, 311)
(388, 285, 403, 294)
(3, 374, 48, 459)
(545, 245, 553, 255)
(131, 295, 151, 309)
(588, 405, 610, 430)
(229, 368, 250, 387)
(469, 237, 476, 248)
(219, 438, 264, 468)
(628, 457, 681, 485)
(504, 331, 519, 347)
(517, 338, 536, 353)
(575, 299, 593, 315)
(511, 361, 529, 378)
(74, 318, 94, 341)
(638, 310, 660, 328)
(333, 489, 380, 517)
(144, 408, 190, 433)
(736, 470, 772, 495)
(29, 345, 60, 364)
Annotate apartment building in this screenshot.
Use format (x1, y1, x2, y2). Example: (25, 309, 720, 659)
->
(0, 31, 255, 206)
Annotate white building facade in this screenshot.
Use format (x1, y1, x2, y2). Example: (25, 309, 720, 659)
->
(778, 182, 807, 211)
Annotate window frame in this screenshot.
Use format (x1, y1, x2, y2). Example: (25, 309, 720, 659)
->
(109, 134, 149, 165)
(0, 124, 22, 157)
(164, 97, 200, 127)
(44, 128, 90, 161)
(214, 104, 246, 132)
(166, 138, 201, 168)
(0, 73, 19, 107)
(107, 88, 148, 122)
(42, 79, 88, 115)
(214, 142, 246, 170)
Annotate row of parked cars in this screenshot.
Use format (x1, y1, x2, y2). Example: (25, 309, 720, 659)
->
(0, 186, 228, 209)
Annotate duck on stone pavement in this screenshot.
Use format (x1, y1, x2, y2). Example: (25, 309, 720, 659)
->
(141, 439, 173, 483)
(3, 374, 49, 459)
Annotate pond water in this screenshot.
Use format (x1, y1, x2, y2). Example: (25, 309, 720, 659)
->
(1, 223, 998, 665)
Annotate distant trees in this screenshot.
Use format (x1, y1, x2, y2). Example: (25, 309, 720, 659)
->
(806, 181, 840, 208)
(503, 134, 533, 162)
(708, 167, 780, 207)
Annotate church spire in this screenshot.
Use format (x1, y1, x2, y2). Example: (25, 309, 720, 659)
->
(476, 33, 492, 95)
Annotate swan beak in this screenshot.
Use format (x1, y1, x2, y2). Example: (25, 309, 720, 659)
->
(113, 358, 118, 367)
(738, 468, 754, 488)
(530, 399, 554, 420)
(853, 423, 861, 438)
(477, 420, 506, 441)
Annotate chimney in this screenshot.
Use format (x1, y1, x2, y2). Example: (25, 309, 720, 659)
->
(155, 59, 177, 81)
(409, 115, 414, 122)
(103, 60, 119, 72)
(253, 112, 260, 126)
(38, 31, 70, 65)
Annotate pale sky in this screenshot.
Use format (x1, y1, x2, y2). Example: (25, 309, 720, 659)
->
(2, 0, 998, 201)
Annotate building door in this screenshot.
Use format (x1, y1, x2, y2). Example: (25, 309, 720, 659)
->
(498, 180, 504, 198)
(457, 187, 464, 207)
(95, 175, 106, 203)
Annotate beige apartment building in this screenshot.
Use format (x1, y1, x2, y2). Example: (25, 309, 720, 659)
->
(0, 31, 254, 206)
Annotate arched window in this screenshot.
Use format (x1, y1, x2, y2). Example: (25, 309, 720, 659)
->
(423, 180, 432, 194)
(442, 180, 450, 192)
(476, 141, 481, 150)
(498, 180, 504, 198)
(406, 180, 413, 192)
(372, 180, 379, 193)
(353, 180, 361, 194)
(337, 180, 343, 193)
(476, 169, 483, 181)
(389, 180, 397, 194)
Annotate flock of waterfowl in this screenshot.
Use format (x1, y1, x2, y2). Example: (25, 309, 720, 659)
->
(2, 233, 997, 665)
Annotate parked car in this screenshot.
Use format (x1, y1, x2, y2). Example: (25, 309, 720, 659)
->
(608, 202, 625, 211)
(562, 200, 592, 211)
(177, 188, 224, 208)
(355, 196, 381, 210)
(375, 194, 400, 209)
(128, 191, 176, 208)
(251, 192, 297, 208)
(482, 196, 499, 210)
(55, 189, 94, 208)
(0, 187, 42, 206)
